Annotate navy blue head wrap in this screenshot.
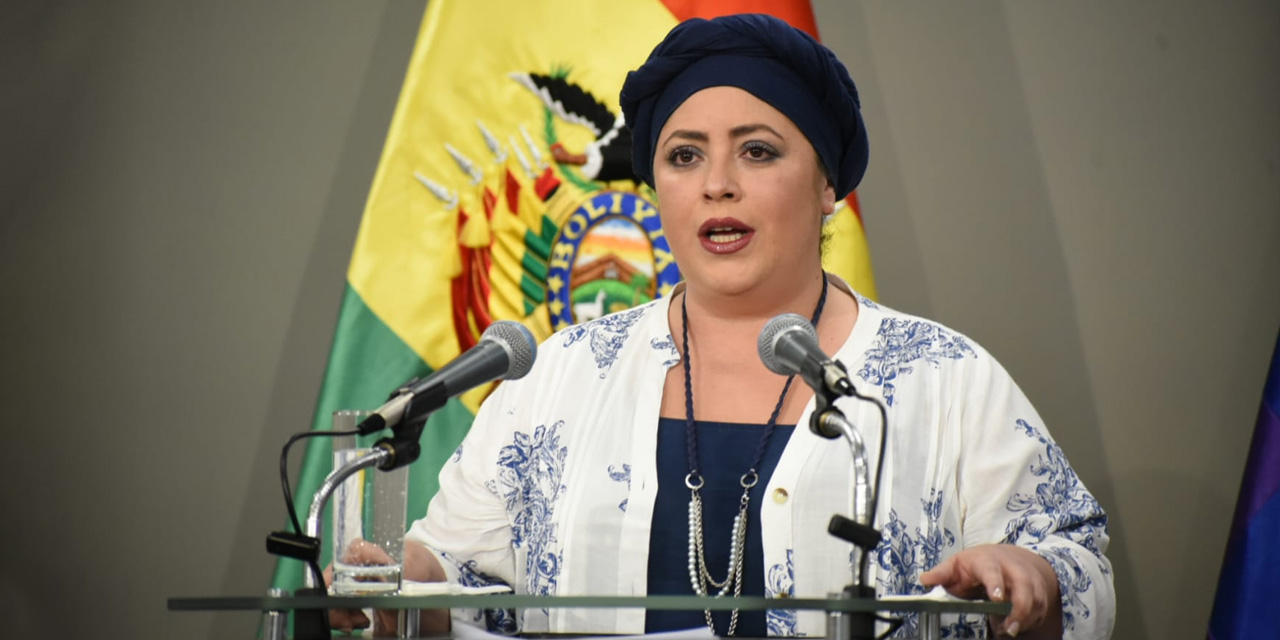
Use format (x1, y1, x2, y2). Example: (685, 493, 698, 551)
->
(620, 14, 868, 199)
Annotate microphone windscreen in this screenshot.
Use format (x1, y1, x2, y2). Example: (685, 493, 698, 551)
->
(481, 321, 538, 379)
(758, 313, 819, 376)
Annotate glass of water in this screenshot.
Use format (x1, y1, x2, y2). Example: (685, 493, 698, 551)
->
(330, 410, 408, 595)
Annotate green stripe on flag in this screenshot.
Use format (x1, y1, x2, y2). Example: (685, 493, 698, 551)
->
(271, 284, 477, 593)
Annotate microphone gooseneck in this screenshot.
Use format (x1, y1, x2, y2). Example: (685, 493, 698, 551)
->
(758, 311, 890, 628)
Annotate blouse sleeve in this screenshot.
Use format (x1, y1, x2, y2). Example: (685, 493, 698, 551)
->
(954, 346, 1116, 639)
(404, 381, 521, 607)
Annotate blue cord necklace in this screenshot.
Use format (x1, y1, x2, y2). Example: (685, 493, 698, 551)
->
(680, 275, 829, 635)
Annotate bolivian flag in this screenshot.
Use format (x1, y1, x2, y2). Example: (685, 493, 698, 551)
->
(273, 0, 877, 592)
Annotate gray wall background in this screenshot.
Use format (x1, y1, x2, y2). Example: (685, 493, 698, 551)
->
(1, 2, 1276, 639)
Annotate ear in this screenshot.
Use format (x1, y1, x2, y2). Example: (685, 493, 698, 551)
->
(820, 180, 837, 217)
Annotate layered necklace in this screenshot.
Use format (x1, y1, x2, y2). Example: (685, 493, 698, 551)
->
(679, 276, 829, 636)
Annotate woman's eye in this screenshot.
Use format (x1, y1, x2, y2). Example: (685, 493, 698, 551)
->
(743, 142, 777, 160)
(667, 147, 698, 166)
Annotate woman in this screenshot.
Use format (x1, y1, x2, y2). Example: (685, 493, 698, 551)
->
(334, 14, 1114, 639)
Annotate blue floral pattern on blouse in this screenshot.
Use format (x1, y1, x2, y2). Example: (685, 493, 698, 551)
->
(561, 307, 647, 377)
(765, 549, 798, 636)
(1003, 419, 1109, 631)
(874, 490, 959, 638)
(438, 550, 518, 634)
(494, 421, 568, 600)
(651, 335, 680, 368)
(607, 463, 631, 512)
(857, 318, 976, 406)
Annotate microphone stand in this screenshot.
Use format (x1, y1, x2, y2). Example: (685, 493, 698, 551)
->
(302, 448, 394, 588)
(267, 412, 431, 640)
(265, 323, 535, 639)
(808, 373, 883, 640)
(263, 446, 393, 640)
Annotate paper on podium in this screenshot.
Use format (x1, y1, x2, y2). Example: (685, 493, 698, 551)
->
(453, 623, 715, 640)
(878, 585, 969, 603)
(400, 582, 714, 639)
(399, 580, 514, 596)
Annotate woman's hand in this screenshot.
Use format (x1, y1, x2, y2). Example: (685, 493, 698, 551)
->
(325, 539, 400, 635)
(920, 543, 1062, 638)
(325, 539, 450, 636)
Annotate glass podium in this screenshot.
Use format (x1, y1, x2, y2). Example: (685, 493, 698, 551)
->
(169, 593, 1010, 640)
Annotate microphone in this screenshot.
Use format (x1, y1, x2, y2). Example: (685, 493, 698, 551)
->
(356, 321, 538, 435)
(757, 313, 855, 398)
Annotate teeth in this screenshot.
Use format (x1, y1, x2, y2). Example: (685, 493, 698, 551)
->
(708, 231, 746, 243)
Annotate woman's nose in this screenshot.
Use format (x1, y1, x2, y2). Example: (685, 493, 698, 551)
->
(702, 156, 740, 202)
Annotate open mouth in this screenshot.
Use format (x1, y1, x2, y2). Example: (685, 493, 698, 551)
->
(698, 217, 755, 254)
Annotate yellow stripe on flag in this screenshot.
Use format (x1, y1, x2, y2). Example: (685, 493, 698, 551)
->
(823, 198, 878, 301)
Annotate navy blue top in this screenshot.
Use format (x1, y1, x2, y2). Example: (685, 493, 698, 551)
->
(646, 417, 795, 637)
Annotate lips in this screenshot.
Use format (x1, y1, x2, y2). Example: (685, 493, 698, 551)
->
(697, 217, 755, 254)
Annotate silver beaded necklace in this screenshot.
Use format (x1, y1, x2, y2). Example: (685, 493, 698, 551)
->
(679, 277, 829, 635)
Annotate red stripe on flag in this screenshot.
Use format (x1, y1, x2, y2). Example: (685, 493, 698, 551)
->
(656, 0, 870, 226)
(845, 192, 864, 225)
(658, 0, 818, 38)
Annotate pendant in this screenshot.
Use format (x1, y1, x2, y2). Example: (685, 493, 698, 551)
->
(686, 486, 751, 635)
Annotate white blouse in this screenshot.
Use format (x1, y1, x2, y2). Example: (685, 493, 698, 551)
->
(406, 278, 1115, 638)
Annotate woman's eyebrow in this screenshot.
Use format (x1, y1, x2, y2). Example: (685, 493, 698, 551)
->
(661, 129, 708, 146)
(730, 123, 782, 139)
(662, 124, 782, 147)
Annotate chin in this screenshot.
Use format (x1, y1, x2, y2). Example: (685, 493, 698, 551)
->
(690, 265, 770, 297)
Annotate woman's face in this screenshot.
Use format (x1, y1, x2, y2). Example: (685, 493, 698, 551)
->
(653, 86, 835, 300)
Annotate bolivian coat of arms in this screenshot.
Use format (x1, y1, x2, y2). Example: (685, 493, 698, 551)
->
(414, 69, 682, 352)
